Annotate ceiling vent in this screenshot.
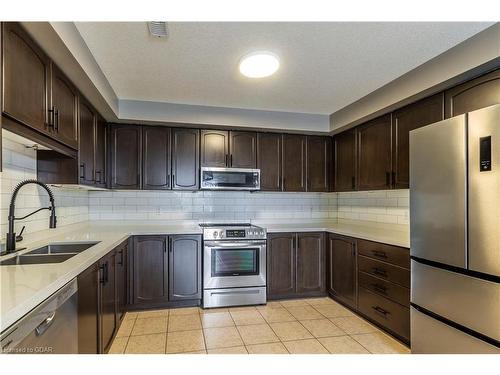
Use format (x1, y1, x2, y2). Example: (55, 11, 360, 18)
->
(148, 22, 168, 38)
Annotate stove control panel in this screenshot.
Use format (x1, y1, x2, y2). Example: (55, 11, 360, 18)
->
(202, 226, 266, 241)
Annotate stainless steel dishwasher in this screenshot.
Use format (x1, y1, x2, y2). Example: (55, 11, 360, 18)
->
(1, 278, 78, 354)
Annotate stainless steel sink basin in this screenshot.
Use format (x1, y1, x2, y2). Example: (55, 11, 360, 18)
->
(0, 241, 100, 266)
(26, 242, 100, 255)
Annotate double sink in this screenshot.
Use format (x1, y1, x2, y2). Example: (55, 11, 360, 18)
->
(0, 242, 100, 266)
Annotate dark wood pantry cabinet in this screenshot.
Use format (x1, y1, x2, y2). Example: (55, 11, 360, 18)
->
(267, 232, 326, 299)
(171, 127, 200, 190)
(142, 126, 171, 190)
(257, 132, 282, 191)
(282, 134, 307, 192)
(110, 124, 142, 189)
(306, 136, 331, 192)
(333, 129, 357, 192)
(356, 114, 393, 191)
(326, 234, 357, 309)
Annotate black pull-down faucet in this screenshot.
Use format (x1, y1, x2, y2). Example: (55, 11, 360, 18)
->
(6, 179, 57, 253)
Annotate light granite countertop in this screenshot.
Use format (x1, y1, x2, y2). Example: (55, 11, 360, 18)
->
(0, 219, 408, 332)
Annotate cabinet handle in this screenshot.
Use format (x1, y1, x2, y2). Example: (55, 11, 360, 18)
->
(104, 262, 109, 284)
(95, 170, 102, 184)
(47, 107, 55, 130)
(54, 107, 59, 132)
(371, 250, 388, 259)
(371, 305, 390, 316)
(351, 177, 355, 190)
(99, 264, 106, 284)
(118, 250, 124, 265)
(79, 163, 86, 180)
(371, 283, 388, 295)
(169, 237, 173, 253)
(385, 172, 390, 187)
(372, 267, 388, 278)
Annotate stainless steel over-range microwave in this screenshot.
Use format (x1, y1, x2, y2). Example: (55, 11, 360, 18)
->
(200, 167, 261, 191)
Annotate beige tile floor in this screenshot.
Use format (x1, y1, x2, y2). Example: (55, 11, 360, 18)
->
(108, 297, 410, 354)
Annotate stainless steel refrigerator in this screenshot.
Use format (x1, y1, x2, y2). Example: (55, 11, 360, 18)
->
(409, 103, 500, 354)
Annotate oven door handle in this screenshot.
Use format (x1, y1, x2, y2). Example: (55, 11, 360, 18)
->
(208, 290, 261, 296)
(204, 241, 267, 248)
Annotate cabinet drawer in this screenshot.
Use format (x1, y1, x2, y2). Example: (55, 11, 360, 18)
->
(358, 271, 409, 307)
(358, 255, 410, 288)
(357, 239, 409, 268)
(358, 287, 410, 341)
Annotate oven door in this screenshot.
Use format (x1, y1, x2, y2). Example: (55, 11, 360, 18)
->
(200, 167, 260, 190)
(204, 240, 266, 289)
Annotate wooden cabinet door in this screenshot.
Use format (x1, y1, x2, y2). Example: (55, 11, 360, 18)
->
(78, 99, 95, 186)
(99, 250, 117, 353)
(201, 129, 229, 167)
(143, 126, 171, 190)
(257, 133, 282, 191)
(110, 124, 141, 189)
(267, 233, 296, 299)
(296, 232, 326, 295)
(393, 93, 444, 188)
(2, 22, 51, 135)
(445, 68, 500, 118)
(115, 242, 127, 322)
(327, 234, 357, 309)
(357, 114, 393, 190)
(307, 136, 331, 192)
(133, 236, 169, 305)
(77, 262, 99, 354)
(169, 235, 202, 301)
(333, 129, 356, 191)
(282, 134, 307, 191)
(229, 131, 256, 168)
(51, 64, 78, 149)
(94, 115, 107, 188)
(172, 128, 199, 190)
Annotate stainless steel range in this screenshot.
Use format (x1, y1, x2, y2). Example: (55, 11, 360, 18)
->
(201, 223, 267, 308)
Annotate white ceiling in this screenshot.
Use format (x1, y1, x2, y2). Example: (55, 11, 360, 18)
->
(75, 22, 493, 115)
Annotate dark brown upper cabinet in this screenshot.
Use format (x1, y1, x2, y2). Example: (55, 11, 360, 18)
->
(296, 232, 326, 295)
(327, 234, 357, 309)
(78, 99, 96, 186)
(110, 124, 142, 189)
(168, 235, 202, 301)
(392, 93, 444, 188)
(142, 126, 171, 190)
(2, 22, 51, 136)
(50, 63, 78, 149)
(267, 233, 296, 299)
(201, 129, 229, 167)
(445, 68, 500, 118)
(132, 236, 169, 306)
(229, 131, 256, 168)
(357, 114, 393, 191)
(333, 129, 356, 192)
(282, 134, 307, 192)
(94, 115, 107, 188)
(257, 132, 282, 191)
(172, 128, 200, 190)
(307, 136, 331, 192)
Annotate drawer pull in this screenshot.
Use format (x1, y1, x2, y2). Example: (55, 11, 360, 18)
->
(372, 267, 388, 278)
(371, 283, 388, 295)
(371, 250, 388, 259)
(372, 306, 390, 316)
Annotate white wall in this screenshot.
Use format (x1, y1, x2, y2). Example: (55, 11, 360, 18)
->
(0, 132, 89, 239)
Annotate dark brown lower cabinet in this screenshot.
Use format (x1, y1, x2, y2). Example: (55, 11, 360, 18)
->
(327, 234, 357, 309)
(130, 234, 202, 309)
(267, 232, 326, 299)
(77, 262, 99, 354)
(168, 235, 202, 301)
(99, 249, 117, 353)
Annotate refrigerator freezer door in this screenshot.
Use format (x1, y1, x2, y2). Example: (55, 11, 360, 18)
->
(411, 307, 499, 354)
(468, 104, 500, 277)
(411, 260, 500, 342)
(409, 115, 467, 267)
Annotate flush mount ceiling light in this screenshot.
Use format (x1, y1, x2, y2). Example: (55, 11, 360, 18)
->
(239, 51, 280, 78)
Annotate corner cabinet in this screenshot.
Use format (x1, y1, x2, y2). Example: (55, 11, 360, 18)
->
(333, 129, 357, 191)
(130, 234, 202, 309)
(306, 136, 331, 192)
(267, 232, 326, 299)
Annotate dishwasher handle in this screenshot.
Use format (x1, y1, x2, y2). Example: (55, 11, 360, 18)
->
(35, 312, 56, 336)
